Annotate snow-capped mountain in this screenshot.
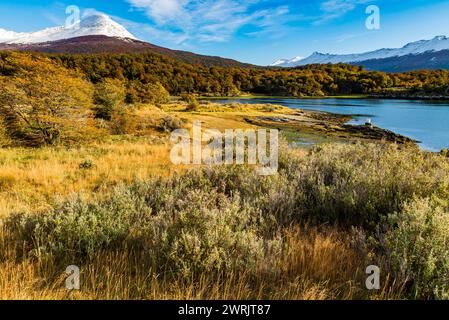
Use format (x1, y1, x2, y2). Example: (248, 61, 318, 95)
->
(272, 36, 449, 68)
(271, 56, 304, 67)
(0, 13, 252, 68)
(0, 14, 137, 44)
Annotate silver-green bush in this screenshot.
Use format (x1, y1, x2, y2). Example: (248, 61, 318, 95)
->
(294, 143, 449, 228)
(387, 198, 449, 299)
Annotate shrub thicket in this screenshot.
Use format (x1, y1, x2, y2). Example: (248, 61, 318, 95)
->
(291, 144, 449, 229)
(158, 115, 184, 132)
(3, 143, 449, 297)
(181, 93, 200, 111)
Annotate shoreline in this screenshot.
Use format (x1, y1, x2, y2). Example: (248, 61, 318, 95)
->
(201, 98, 446, 150)
(179, 98, 423, 149)
(201, 95, 370, 100)
(201, 94, 449, 101)
(238, 106, 418, 146)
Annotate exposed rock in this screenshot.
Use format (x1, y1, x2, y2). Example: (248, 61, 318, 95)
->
(244, 109, 418, 146)
(256, 116, 290, 123)
(341, 124, 418, 144)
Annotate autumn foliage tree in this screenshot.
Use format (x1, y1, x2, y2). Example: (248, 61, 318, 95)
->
(125, 81, 170, 105)
(93, 78, 126, 120)
(0, 53, 94, 147)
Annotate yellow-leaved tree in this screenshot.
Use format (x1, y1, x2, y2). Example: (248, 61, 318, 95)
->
(0, 52, 96, 147)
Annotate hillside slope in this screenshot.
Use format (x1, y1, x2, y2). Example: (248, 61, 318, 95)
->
(0, 35, 253, 68)
(354, 49, 449, 72)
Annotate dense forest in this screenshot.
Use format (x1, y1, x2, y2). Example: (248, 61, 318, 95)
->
(49, 52, 449, 97)
(1, 51, 449, 98)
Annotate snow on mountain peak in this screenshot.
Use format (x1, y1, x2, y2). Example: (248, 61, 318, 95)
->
(433, 35, 448, 41)
(272, 35, 449, 67)
(0, 28, 21, 43)
(270, 56, 304, 67)
(0, 14, 137, 44)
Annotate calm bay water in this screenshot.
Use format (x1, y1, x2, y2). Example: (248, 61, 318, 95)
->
(217, 98, 449, 151)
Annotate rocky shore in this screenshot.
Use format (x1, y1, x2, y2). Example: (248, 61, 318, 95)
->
(244, 109, 417, 145)
(341, 123, 417, 144)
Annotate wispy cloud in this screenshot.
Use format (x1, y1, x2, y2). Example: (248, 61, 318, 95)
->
(123, 0, 377, 46)
(315, 0, 374, 25)
(335, 31, 369, 43)
(127, 0, 187, 25)
(125, 0, 294, 44)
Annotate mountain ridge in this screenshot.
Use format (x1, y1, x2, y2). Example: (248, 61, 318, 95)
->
(272, 36, 449, 71)
(352, 49, 449, 72)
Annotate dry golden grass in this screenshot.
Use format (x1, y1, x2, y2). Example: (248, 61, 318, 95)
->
(0, 139, 176, 218)
(0, 224, 397, 300)
(168, 102, 294, 131)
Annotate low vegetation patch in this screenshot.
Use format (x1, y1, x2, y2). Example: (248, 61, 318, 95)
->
(2, 143, 448, 299)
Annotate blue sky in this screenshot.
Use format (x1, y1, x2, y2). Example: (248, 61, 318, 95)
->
(1, 0, 449, 65)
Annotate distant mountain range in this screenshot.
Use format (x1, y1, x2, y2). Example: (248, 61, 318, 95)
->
(1, 14, 449, 72)
(271, 36, 449, 72)
(0, 14, 252, 68)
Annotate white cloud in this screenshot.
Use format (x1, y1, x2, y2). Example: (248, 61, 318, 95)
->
(125, 0, 292, 44)
(127, 0, 187, 24)
(315, 0, 374, 25)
